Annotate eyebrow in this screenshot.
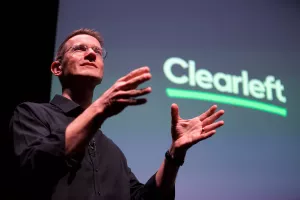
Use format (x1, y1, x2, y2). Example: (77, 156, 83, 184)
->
(78, 43, 102, 49)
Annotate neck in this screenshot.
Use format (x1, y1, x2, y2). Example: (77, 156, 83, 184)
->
(62, 86, 95, 109)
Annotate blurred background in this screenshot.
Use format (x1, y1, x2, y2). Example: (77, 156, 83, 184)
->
(1, 0, 299, 199)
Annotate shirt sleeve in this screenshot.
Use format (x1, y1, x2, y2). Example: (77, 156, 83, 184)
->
(9, 103, 79, 189)
(129, 168, 175, 200)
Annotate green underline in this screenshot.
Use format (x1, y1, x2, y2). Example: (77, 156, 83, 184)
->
(166, 88, 287, 117)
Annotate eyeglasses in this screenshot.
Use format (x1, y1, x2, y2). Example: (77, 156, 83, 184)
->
(67, 44, 108, 59)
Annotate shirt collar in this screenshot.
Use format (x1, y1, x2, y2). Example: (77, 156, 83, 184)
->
(50, 94, 83, 114)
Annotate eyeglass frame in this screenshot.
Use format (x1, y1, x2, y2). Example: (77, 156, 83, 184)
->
(56, 43, 108, 61)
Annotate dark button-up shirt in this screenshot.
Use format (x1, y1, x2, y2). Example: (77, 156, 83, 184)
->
(10, 95, 175, 200)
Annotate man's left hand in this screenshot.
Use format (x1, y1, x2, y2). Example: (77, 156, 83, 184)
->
(170, 104, 225, 156)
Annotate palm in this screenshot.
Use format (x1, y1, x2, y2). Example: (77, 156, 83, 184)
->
(170, 104, 224, 151)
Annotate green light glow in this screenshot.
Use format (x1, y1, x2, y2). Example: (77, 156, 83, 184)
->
(166, 88, 287, 117)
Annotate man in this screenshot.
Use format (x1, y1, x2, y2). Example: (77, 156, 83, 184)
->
(10, 28, 225, 200)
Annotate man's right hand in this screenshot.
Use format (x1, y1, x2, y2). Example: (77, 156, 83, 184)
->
(94, 66, 152, 119)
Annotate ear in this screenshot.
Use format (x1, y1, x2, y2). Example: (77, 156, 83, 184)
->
(51, 61, 63, 76)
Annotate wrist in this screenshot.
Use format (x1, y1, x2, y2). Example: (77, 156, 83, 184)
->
(90, 101, 107, 126)
(165, 150, 185, 167)
(165, 144, 186, 167)
(169, 143, 187, 160)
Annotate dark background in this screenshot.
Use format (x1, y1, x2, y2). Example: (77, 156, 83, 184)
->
(1, 1, 59, 198)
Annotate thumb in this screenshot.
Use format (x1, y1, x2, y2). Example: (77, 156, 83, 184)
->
(171, 103, 179, 125)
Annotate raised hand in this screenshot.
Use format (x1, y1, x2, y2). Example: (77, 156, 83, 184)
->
(95, 66, 152, 118)
(170, 104, 225, 152)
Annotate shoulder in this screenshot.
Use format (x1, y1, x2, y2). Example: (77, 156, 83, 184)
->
(12, 102, 50, 118)
(13, 101, 57, 115)
(14, 101, 47, 111)
(10, 101, 55, 127)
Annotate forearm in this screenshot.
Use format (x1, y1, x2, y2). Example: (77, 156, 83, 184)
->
(155, 146, 186, 194)
(65, 103, 105, 155)
(155, 160, 179, 190)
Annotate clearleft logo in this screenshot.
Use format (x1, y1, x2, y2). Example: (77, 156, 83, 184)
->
(163, 57, 287, 117)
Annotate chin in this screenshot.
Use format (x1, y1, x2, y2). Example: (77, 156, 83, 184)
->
(84, 74, 103, 85)
(72, 72, 103, 85)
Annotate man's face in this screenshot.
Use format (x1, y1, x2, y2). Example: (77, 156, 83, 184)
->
(61, 34, 104, 84)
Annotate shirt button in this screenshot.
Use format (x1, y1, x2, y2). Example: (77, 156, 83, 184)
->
(95, 168, 99, 172)
(98, 191, 101, 195)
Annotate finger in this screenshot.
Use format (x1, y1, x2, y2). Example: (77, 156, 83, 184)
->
(121, 73, 152, 90)
(192, 130, 216, 146)
(171, 103, 179, 125)
(202, 120, 224, 133)
(202, 110, 225, 126)
(119, 66, 150, 82)
(200, 130, 216, 140)
(118, 87, 152, 98)
(199, 105, 217, 121)
(116, 98, 147, 105)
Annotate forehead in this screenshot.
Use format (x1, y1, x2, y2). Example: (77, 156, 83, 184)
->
(66, 34, 101, 48)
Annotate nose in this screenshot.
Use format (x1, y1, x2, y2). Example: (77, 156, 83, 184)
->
(84, 48, 96, 62)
